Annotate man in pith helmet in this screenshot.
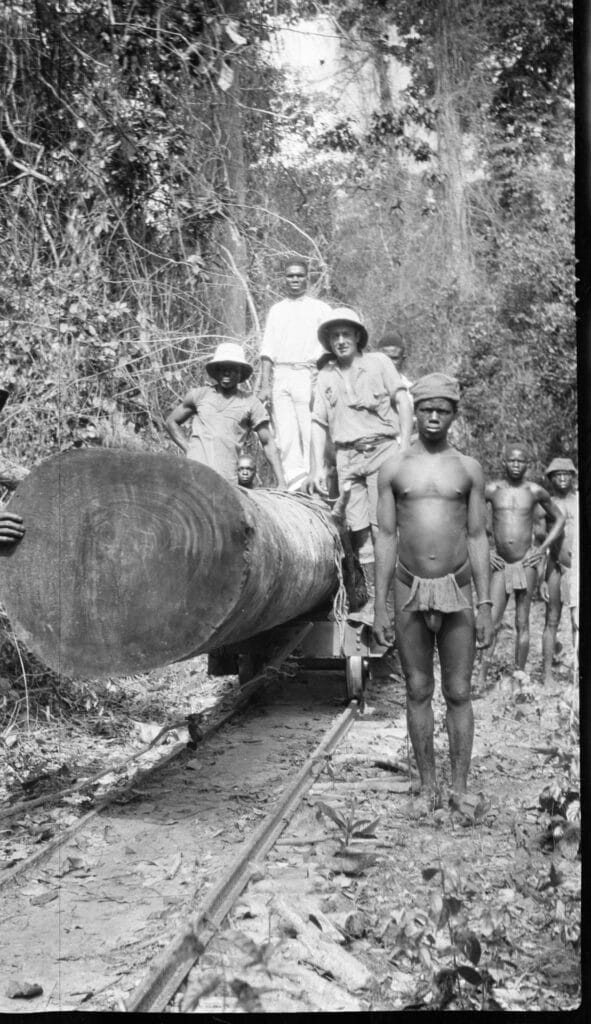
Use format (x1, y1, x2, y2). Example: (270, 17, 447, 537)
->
(311, 307, 412, 625)
(166, 343, 285, 487)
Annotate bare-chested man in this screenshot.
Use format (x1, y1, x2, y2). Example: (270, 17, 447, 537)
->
(479, 445, 564, 684)
(541, 458, 578, 684)
(373, 373, 493, 812)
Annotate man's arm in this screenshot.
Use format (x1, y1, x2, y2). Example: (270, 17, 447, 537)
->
(255, 424, 286, 488)
(524, 486, 565, 563)
(392, 389, 412, 450)
(311, 420, 329, 495)
(258, 357, 273, 407)
(484, 482, 504, 570)
(165, 394, 197, 454)
(373, 460, 399, 647)
(466, 460, 493, 648)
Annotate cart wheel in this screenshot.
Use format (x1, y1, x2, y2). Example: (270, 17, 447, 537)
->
(346, 655, 366, 700)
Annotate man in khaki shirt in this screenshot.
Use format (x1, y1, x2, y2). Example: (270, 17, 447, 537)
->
(311, 308, 412, 624)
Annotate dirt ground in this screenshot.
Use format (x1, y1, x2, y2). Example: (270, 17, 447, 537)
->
(0, 595, 581, 1012)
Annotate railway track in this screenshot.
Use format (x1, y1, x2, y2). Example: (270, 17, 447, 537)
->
(0, 654, 409, 1013)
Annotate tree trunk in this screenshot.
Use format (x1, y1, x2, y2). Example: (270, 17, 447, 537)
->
(434, 0, 473, 302)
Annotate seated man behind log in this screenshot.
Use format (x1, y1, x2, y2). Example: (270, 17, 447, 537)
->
(166, 343, 285, 488)
(373, 373, 493, 814)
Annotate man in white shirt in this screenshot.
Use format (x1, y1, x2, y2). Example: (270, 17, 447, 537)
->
(259, 259, 331, 491)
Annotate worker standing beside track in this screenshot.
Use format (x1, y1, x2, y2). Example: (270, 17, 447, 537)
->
(373, 373, 493, 816)
(541, 457, 579, 684)
(259, 259, 331, 492)
(165, 344, 286, 488)
(311, 308, 412, 625)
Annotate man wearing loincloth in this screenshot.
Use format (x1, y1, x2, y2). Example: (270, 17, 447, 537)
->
(541, 458, 578, 684)
(0, 387, 26, 545)
(166, 344, 285, 488)
(373, 373, 492, 811)
(479, 444, 564, 685)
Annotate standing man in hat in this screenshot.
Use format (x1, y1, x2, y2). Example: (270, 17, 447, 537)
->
(373, 373, 492, 812)
(541, 457, 579, 684)
(259, 259, 331, 492)
(166, 343, 285, 487)
(0, 387, 27, 545)
(479, 444, 564, 686)
(311, 307, 412, 624)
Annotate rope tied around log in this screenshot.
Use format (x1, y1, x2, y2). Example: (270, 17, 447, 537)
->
(278, 490, 350, 653)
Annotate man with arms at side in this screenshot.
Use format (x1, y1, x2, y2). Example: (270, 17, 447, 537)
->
(479, 445, 564, 685)
(166, 344, 285, 488)
(259, 259, 331, 492)
(373, 374, 493, 814)
(541, 458, 578, 685)
(311, 308, 412, 624)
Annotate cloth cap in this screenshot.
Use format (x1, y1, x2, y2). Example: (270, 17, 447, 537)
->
(0, 388, 9, 414)
(376, 331, 404, 352)
(546, 457, 577, 476)
(410, 372, 460, 406)
(317, 307, 369, 351)
(205, 342, 253, 382)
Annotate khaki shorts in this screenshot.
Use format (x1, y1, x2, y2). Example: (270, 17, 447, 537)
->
(336, 438, 399, 532)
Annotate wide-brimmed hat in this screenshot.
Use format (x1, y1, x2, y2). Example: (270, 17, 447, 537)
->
(317, 307, 369, 351)
(205, 343, 253, 382)
(546, 457, 577, 476)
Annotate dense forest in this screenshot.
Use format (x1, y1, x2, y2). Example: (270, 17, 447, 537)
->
(0, 0, 576, 478)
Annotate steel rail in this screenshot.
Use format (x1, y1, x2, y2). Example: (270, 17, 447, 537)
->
(125, 700, 360, 1013)
(0, 624, 314, 894)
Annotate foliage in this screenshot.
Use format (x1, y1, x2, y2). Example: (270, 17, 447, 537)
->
(0, 1, 575, 487)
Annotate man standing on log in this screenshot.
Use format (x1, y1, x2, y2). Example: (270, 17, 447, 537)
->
(166, 344, 285, 488)
(372, 374, 493, 814)
(541, 458, 578, 684)
(479, 444, 564, 686)
(0, 388, 27, 545)
(311, 308, 412, 625)
(259, 259, 331, 492)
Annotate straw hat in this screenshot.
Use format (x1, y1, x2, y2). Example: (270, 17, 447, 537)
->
(205, 343, 253, 382)
(317, 307, 369, 352)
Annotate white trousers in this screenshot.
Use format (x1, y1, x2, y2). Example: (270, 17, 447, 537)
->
(272, 365, 314, 491)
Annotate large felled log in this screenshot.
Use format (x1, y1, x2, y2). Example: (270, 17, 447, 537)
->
(0, 450, 341, 679)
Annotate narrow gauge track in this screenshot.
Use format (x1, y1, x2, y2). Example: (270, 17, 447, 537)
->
(0, 648, 402, 1014)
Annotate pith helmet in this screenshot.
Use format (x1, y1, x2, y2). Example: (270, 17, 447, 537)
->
(546, 457, 577, 476)
(205, 343, 253, 382)
(317, 307, 369, 352)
